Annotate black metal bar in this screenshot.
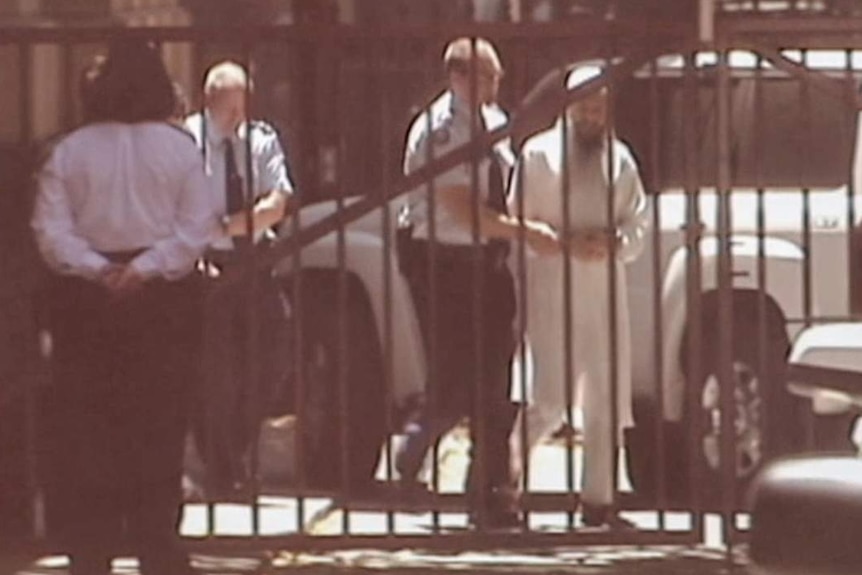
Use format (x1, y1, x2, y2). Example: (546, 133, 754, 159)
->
(284, 31, 307, 535)
(332, 38, 352, 536)
(753, 51, 773, 517)
(513, 37, 532, 528)
(800, 50, 814, 331)
(0, 21, 687, 45)
(846, 49, 857, 318)
(377, 36, 397, 536)
(467, 37, 488, 529)
(240, 38, 264, 538)
(17, 39, 39, 541)
(604, 39, 621, 525)
(682, 50, 706, 538)
(179, 526, 702, 553)
(647, 55, 668, 528)
(715, 48, 736, 560)
(559, 60, 576, 530)
(422, 39, 442, 532)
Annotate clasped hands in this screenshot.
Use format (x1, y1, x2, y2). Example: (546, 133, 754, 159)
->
(526, 223, 616, 261)
(99, 263, 145, 298)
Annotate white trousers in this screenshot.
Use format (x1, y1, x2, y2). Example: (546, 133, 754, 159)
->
(518, 258, 633, 506)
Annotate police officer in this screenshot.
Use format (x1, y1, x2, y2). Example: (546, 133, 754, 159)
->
(398, 37, 560, 528)
(32, 39, 216, 575)
(185, 61, 296, 495)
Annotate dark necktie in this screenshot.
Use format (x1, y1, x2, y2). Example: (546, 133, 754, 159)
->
(486, 149, 508, 216)
(224, 138, 251, 248)
(224, 138, 245, 215)
(482, 111, 509, 216)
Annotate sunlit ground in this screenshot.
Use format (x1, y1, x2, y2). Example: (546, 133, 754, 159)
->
(10, 425, 750, 574)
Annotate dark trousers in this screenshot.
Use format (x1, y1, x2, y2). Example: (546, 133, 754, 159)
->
(401, 240, 519, 512)
(43, 273, 200, 575)
(194, 269, 291, 491)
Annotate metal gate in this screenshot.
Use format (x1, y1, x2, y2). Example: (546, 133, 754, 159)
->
(1, 1, 862, 562)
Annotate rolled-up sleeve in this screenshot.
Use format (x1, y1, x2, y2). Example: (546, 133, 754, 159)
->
(257, 133, 293, 198)
(32, 147, 110, 280)
(130, 161, 219, 280)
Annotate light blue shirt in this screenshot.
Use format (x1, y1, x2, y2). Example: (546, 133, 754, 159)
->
(32, 122, 218, 281)
(185, 111, 294, 250)
(403, 91, 515, 245)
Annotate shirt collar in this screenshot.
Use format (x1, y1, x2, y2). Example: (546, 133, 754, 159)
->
(449, 91, 490, 127)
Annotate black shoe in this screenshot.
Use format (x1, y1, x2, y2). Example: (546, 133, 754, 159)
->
(581, 503, 636, 530)
(469, 507, 524, 531)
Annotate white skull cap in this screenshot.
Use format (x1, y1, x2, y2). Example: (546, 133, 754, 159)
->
(565, 65, 603, 90)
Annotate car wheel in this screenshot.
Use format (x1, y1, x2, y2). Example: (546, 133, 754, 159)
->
(293, 271, 387, 494)
(685, 314, 793, 510)
(626, 299, 799, 510)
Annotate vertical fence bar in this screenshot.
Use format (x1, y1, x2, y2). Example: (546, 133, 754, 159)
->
(800, 49, 814, 330)
(753, 51, 771, 540)
(846, 49, 857, 321)
(715, 48, 736, 560)
(240, 37, 263, 538)
(377, 35, 397, 536)
(558, 61, 576, 531)
(421, 40, 442, 533)
(333, 35, 351, 536)
(683, 50, 705, 539)
(18, 38, 39, 542)
(467, 37, 488, 530)
(844, 48, 860, 317)
(604, 43, 622, 529)
(513, 39, 532, 529)
(647, 55, 668, 529)
(282, 27, 308, 535)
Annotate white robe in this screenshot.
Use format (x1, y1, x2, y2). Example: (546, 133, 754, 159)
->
(509, 118, 648, 505)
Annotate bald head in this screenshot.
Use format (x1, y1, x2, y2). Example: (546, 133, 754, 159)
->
(444, 37, 503, 108)
(203, 60, 252, 135)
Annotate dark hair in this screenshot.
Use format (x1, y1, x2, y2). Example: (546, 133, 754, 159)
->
(171, 81, 189, 120)
(81, 39, 176, 124)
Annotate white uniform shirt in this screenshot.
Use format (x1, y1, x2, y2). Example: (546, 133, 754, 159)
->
(32, 122, 218, 281)
(185, 112, 294, 250)
(403, 91, 515, 245)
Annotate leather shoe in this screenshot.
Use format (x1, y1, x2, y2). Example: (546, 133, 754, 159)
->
(581, 503, 636, 530)
(469, 507, 524, 530)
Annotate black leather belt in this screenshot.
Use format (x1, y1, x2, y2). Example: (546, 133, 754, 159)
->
(99, 248, 147, 264)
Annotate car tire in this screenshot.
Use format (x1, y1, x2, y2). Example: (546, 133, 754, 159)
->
(626, 297, 799, 510)
(292, 270, 387, 494)
(687, 315, 793, 509)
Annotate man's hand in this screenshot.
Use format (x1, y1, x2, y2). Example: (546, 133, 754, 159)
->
(101, 264, 145, 298)
(98, 263, 125, 290)
(568, 230, 611, 262)
(525, 222, 562, 256)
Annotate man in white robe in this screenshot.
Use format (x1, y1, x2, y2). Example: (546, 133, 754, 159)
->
(510, 65, 648, 528)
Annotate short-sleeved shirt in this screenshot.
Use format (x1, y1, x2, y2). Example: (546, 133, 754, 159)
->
(185, 111, 295, 250)
(402, 91, 515, 245)
(31, 122, 217, 281)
